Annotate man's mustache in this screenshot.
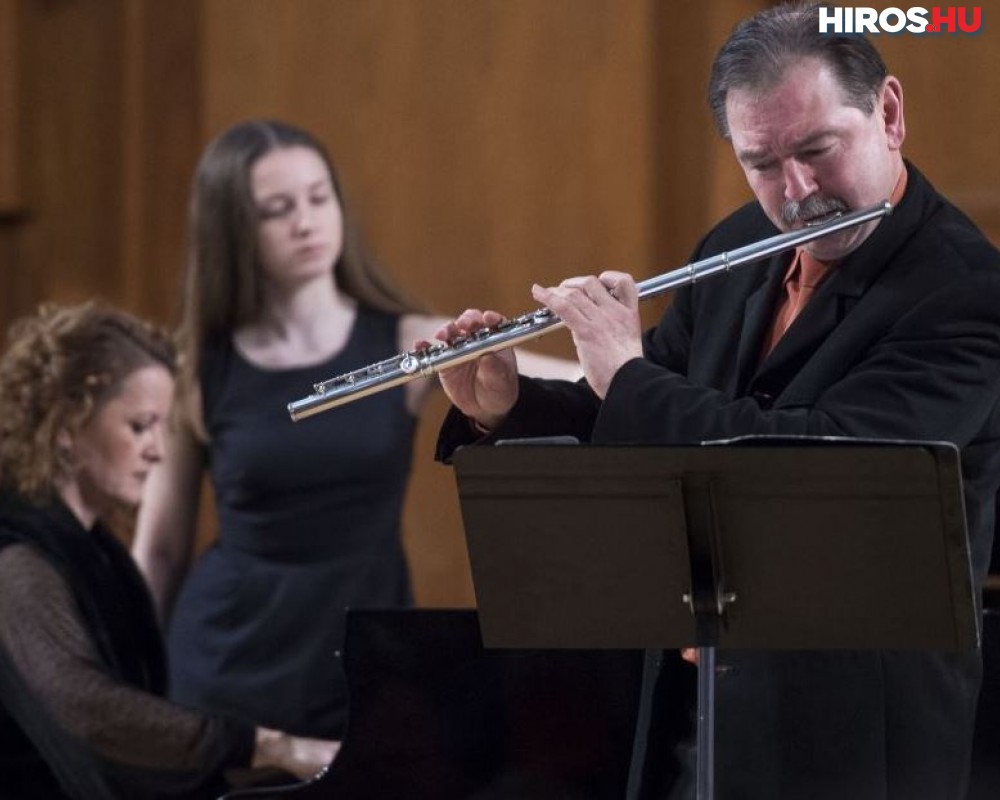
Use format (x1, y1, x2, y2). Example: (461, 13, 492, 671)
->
(782, 195, 849, 225)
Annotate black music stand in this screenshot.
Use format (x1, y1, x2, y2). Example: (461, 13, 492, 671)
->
(452, 437, 978, 800)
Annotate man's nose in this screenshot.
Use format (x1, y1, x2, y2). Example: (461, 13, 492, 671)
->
(782, 159, 818, 203)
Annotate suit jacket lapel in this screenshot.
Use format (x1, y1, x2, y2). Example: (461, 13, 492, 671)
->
(735, 254, 789, 395)
(755, 270, 857, 384)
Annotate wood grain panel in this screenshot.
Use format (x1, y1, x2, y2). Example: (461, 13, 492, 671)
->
(16, 0, 127, 308)
(118, 2, 202, 324)
(0, 0, 19, 214)
(652, 1, 762, 270)
(0, 0, 24, 326)
(7, 1, 199, 331)
(877, 27, 1000, 244)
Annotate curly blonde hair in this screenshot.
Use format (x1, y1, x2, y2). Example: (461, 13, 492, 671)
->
(0, 301, 176, 501)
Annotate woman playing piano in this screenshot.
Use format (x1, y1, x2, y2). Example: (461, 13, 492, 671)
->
(0, 302, 336, 799)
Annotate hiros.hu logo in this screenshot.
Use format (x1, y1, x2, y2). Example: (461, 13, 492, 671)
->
(819, 6, 983, 34)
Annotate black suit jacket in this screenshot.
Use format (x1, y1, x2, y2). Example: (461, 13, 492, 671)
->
(438, 164, 1000, 799)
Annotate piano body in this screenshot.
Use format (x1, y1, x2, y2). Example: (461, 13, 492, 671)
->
(222, 609, 692, 800)
(218, 601, 1000, 799)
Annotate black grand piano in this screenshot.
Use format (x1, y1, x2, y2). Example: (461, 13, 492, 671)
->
(220, 609, 693, 800)
(220, 599, 1000, 800)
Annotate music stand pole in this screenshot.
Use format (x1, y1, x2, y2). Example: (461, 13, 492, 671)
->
(696, 646, 716, 800)
(689, 563, 732, 800)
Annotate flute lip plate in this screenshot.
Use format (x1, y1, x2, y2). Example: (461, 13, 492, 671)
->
(803, 211, 844, 227)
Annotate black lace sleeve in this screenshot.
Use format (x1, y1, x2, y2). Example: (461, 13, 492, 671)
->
(0, 544, 255, 799)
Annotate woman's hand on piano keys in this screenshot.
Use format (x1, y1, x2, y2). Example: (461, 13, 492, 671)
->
(252, 726, 341, 781)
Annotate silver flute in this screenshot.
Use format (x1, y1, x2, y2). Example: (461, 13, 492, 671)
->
(289, 200, 892, 421)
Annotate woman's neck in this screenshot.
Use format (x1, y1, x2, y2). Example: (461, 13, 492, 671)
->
(56, 480, 97, 531)
(236, 277, 359, 368)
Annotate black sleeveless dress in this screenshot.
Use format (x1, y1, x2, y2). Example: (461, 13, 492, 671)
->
(167, 309, 416, 738)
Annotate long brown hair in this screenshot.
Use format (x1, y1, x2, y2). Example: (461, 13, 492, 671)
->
(177, 120, 421, 430)
(0, 301, 176, 502)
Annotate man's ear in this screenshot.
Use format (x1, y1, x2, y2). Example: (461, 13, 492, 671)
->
(881, 75, 906, 151)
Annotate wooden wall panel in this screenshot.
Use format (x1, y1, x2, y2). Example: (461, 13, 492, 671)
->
(0, 0, 18, 214)
(16, 0, 127, 309)
(6, 1, 199, 332)
(652, 1, 762, 270)
(0, 0, 23, 325)
(877, 28, 1000, 244)
(117, 2, 202, 324)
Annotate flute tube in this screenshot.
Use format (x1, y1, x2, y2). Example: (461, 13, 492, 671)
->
(288, 200, 892, 421)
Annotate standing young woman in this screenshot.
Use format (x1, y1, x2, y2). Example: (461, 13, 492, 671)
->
(132, 120, 579, 740)
(0, 302, 335, 800)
